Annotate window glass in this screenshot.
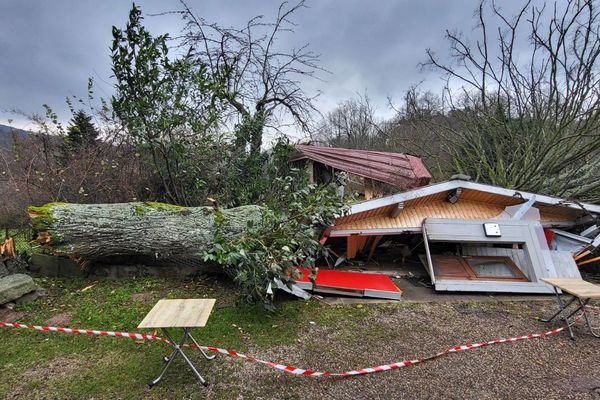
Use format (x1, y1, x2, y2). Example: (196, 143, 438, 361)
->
(466, 259, 517, 278)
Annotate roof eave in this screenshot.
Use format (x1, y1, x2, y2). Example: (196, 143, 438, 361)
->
(348, 180, 600, 215)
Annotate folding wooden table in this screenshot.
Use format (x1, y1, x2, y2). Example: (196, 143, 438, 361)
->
(541, 278, 600, 340)
(138, 299, 216, 387)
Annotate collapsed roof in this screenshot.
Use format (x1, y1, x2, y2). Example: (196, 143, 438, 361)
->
(325, 179, 600, 295)
(332, 179, 600, 236)
(291, 144, 432, 189)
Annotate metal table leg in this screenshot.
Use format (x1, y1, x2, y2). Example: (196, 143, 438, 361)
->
(541, 288, 600, 340)
(188, 330, 216, 360)
(577, 298, 600, 338)
(148, 328, 210, 387)
(541, 287, 575, 340)
(540, 295, 578, 322)
(149, 346, 179, 386)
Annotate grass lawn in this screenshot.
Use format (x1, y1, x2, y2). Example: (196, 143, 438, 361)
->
(1, 275, 599, 399)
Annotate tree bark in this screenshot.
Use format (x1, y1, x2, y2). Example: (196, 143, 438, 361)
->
(28, 202, 262, 262)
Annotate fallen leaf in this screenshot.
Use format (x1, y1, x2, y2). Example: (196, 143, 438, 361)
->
(81, 284, 96, 292)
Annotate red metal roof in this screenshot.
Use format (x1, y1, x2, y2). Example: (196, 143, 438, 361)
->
(294, 267, 402, 299)
(291, 145, 432, 189)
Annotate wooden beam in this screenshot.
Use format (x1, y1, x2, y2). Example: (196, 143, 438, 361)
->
(367, 235, 384, 261)
(347, 236, 359, 259)
(389, 202, 404, 218)
(357, 235, 368, 252)
(577, 255, 600, 266)
(510, 195, 536, 220)
(574, 250, 591, 261)
(421, 222, 436, 284)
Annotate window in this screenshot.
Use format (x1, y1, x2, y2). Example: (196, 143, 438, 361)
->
(431, 255, 528, 282)
(466, 257, 522, 279)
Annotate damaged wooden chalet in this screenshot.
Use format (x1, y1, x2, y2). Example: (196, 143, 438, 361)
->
(290, 144, 432, 199)
(323, 177, 600, 294)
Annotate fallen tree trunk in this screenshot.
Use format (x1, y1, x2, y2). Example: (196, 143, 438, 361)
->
(29, 202, 263, 262)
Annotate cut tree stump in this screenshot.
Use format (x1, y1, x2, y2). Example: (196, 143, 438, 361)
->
(28, 202, 262, 262)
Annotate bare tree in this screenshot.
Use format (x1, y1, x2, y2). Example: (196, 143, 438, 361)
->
(178, 0, 322, 156)
(315, 94, 379, 149)
(383, 88, 454, 179)
(423, 0, 600, 201)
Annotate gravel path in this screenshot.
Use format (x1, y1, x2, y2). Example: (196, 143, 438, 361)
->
(204, 301, 600, 399)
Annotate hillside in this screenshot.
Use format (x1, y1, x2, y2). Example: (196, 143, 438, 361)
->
(0, 124, 30, 151)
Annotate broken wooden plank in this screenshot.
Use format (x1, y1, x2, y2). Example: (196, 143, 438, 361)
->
(367, 235, 384, 261)
(0, 238, 16, 259)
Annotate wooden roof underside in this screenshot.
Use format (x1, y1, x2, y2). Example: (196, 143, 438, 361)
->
(333, 187, 585, 233)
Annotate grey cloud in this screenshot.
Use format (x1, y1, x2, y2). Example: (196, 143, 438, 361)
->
(0, 0, 524, 130)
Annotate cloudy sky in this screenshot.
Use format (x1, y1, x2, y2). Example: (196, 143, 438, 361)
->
(0, 1, 525, 135)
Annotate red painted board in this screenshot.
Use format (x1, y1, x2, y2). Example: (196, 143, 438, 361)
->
(294, 267, 401, 299)
(544, 228, 554, 248)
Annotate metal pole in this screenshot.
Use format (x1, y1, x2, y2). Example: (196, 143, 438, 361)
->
(179, 328, 208, 386)
(148, 328, 208, 387)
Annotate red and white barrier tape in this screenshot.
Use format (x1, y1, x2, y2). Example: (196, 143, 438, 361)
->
(204, 326, 567, 376)
(0, 322, 171, 344)
(0, 319, 574, 377)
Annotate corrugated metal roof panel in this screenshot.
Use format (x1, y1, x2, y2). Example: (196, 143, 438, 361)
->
(292, 145, 432, 188)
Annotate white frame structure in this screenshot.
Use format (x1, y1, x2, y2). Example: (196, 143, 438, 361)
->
(421, 218, 581, 294)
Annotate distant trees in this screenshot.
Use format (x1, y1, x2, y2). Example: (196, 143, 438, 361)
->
(315, 95, 380, 149)
(317, 1, 600, 202)
(422, 0, 600, 201)
(0, 104, 152, 232)
(315, 91, 454, 179)
(66, 110, 99, 148)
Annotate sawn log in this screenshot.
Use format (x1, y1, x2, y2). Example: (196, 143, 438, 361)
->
(28, 202, 262, 262)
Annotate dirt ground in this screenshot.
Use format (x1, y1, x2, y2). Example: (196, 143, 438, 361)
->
(210, 301, 600, 400)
